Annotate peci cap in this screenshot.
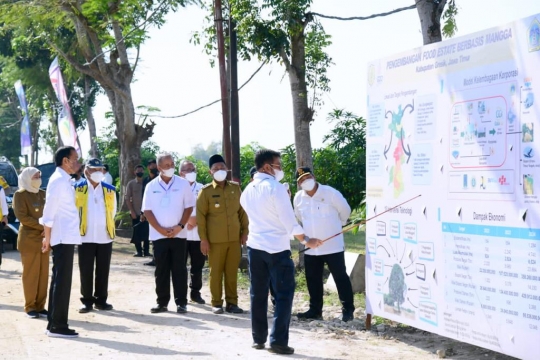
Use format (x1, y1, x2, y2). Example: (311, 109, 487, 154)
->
(209, 154, 225, 168)
(85, 158, 105, 168)
(249, 166, 257, 179)
(295, 167, 313, 182)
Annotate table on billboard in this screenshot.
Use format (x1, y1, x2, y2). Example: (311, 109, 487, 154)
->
(365, 13, 540, 360)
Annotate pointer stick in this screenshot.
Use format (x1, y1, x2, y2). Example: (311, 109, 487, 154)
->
(299, 194, 422, 254)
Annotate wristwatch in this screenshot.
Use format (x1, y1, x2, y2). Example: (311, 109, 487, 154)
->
(301, 236, 309, 245)
(178, 223, 185, 229)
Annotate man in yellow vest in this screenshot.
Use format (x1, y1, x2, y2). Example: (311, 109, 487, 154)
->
(74, 158, 117, 313)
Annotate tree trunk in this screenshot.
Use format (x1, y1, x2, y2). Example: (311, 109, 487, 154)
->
(415, 0, 447, 45)
(85, 76, 99, 158)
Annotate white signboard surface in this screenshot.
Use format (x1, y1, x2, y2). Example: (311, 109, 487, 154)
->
(366, 14, 540, 360)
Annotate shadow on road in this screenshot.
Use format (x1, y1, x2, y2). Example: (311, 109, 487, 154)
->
(73, 337, 211, 356)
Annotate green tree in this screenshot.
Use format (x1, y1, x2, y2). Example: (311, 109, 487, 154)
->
(416, 0, 458, 44)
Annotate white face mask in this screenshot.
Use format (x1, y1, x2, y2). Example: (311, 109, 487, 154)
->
(213, 170, 227, 182)
(30, 178, 42, 190)
(90, 171, 104, 183)
(162, 168, 175, 178)
(273, 169, 284, 182)
(300, 178, 316, 192)
(185, 172, 197, 183)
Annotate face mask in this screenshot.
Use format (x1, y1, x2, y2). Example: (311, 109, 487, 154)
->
(150, 168, 159, 176)
(162, 168, 175, 178)
(185, 172, 197, 183)
(90, 171, 104, 183)
(213, 170, 227, 182)
(273, 168, 284, 182)
(31, 179, 42, 189)
(300, 178, 316, 192)
(135, 172, 144, 178)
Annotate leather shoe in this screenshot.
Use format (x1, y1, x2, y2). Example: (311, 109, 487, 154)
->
(341, 310, 354, 322)
(212, 306, 224, 314)
(78, 305, 93, 314)
(296, 309, 322, 320)
(268, 345, 294, 355)
(252, 343, 265, 350)
(95, 303, 113, 311)
(150, 305, 168, 313)
(144, 253, 152, 257)
(38, 309, 48, 316)
(176, 305, 187, 313)
(133, 253, 143, 257)
(190, 295, 206, 304)
(225, 304, 244, 314)
(144, 260, 155, 266)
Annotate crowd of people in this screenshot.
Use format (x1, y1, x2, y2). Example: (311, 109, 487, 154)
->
(11, 146, 355, 355)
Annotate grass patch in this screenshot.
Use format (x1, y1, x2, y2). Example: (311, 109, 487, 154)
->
(344, 230, 365, 254)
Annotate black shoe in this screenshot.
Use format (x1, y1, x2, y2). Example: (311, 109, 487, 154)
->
(225, 304, 244, 314)
(26, 311, 39, 319)
(296, 309, 322, 320)
(144, 261, 156, 266)
(78, 305, 93, 314)
(252, 343, 265, 350)
(176, 305, 187, 313)
(341, 310, 354, 322)
(133, 253, 143, 257)
(150, 305, 168, 313)
(38, 309, 48, 316)
(190, 295, 206, 304)
(144, 253, 152, 257)
(95, 303, 113, 311)
(268, 345, 294, 355)
(47, 328, 79, 338)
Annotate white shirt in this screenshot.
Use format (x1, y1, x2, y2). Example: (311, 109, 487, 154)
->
(0, 187, 8, 217)
(40, 167, 82, 246)
(82, 182, 117, 244)
(240, 172, 304, 254)
(141, 175, 195, 241)
(186, 181, 203, 241)
(294, 183, 351, 256)
(103, 172, 113, 185)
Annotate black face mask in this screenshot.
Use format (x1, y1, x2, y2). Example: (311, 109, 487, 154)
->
(135, 172, 144, 178)
(150, 168, 159, 176)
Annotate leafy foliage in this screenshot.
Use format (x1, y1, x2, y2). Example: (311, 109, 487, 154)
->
(441, 0, 458, 38)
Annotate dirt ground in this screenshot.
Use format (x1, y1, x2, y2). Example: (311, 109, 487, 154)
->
(0, 237, 518, 360)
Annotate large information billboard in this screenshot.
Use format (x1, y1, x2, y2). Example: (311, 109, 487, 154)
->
(365, 14, 540, 360)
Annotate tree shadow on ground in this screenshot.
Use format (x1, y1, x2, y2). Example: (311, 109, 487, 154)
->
(73, 337, 210, 356)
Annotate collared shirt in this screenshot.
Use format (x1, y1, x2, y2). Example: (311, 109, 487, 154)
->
(82, 182, 117, 244)
(0, 187, 7, 217)
(240, 172, 303, 254)
(142, 174, 195, 241)
(103, 172, 113, 185)
(294, 183, 351, 256)
(197, 180, 248, 244)
(40, 167, 81, 246)
(186, 181, 203, 241)
(125, 178, 143, 214)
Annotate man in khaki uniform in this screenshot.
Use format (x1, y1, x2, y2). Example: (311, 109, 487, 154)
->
(197, 154, 248, 314)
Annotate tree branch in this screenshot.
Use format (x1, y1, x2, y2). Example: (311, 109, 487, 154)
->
(279, 47, 291, 73)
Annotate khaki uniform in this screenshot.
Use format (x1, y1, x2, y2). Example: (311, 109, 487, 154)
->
(197, 180, 248, 307)
(12, 189, 48, 313)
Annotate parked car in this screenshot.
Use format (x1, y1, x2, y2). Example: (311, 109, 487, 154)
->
(0, 157, 18, 250)
(36, 162, 55, 189)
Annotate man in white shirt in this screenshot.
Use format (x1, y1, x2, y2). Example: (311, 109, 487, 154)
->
(0, 185, 8, 267)
(179, 159, 206, 305)
(102, 164, 113, 184)
(293, 167, 355, 322)
(240, 149, 322, 355)
(41, 146, 82, 338)
(142, 153, 195, 314)
(75, 158, 117, 314)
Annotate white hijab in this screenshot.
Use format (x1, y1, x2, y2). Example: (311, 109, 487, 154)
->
(19, 167, 40, 193)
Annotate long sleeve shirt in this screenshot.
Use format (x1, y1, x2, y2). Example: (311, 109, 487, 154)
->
(294, 184, 351, 256)
(82, 183, 117, 244)
(125, 178, 143, 214)
(40, 167, 81, 246)
(240, 172, 303, 254)
(0, 187, 7, 217)
(187, 181, 203, 241)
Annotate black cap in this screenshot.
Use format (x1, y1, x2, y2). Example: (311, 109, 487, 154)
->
(209, 154, 225, 168)
(249, 166, 257, 179)
(85, 158, 105, 168)
(295, 167, 312, 182)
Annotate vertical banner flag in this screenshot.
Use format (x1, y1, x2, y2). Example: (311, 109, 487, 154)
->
(48, 56, 81, 156)
(14, 80, 32, 156)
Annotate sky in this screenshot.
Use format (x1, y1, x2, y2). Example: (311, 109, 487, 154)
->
(77, 0, 540, 159)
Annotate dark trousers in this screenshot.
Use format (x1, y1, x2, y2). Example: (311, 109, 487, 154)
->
(47, 244, 75, 330)
(185, 240, 205, 297)
(305, 251, 355, 314)
(131, 218, 150, 255)
(154, 238, 188, 306)
(78, 242, 113, 306)
(248, 247, 295, 347)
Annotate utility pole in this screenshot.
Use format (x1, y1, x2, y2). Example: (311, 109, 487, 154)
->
(214, 0, 232, 171)
(229, 18, 240, 183)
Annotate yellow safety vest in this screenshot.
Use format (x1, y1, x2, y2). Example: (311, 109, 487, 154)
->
(74, 180, 116, 239)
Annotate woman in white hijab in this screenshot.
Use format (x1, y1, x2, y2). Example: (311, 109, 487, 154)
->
(12, 167, 48, 319)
